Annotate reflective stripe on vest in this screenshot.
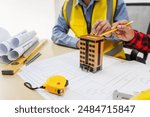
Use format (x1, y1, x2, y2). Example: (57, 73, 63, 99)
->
(107, 0, 113, 23)
(105, 42, 123, 56)
(65, 0, 114, 25)
(63, 0, 126, 59)
(66, 0, 73, 26)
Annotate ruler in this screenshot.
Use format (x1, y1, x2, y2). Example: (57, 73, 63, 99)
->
(1, 40, 47, 75)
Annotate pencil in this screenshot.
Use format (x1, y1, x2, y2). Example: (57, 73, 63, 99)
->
(100, 21, 134, 37)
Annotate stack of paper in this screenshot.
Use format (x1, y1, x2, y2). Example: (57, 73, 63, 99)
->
(19, 51, 150, 100)
(0, 30, 38, 64)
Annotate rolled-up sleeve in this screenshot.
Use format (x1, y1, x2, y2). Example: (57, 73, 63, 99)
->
(124, 31, 150, 53)
(51, 9, 79, 48)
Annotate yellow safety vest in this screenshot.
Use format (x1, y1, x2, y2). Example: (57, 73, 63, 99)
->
(63, 0, 126, 59)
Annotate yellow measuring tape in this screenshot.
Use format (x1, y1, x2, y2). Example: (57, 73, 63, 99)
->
(24, 75, 69, 96)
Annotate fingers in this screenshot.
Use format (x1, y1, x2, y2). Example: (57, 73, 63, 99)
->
(91, 20, 131, 39)
(91, 20, 101, 35)
(112, 20, 131, 37)
(96, 20, 111, 35)
(112, 20, 128, 29)
(76, 40, 80, 49)
(112, 22, 119, 29)
(115, 30, 127, 41)
(117, 25, 128, 31)
(118, 20, 129, 25)
(97, 21, 111, 35)
(116, 30, 125, 35)
(112, 20, 135, 41)
(91, 20, 111, 35)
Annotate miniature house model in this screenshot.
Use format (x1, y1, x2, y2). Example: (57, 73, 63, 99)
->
(79, 35, 104, 73)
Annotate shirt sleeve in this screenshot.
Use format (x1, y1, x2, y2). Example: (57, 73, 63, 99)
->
(51, 9, 79, 48)
(114, 0, 129, 21)
(124, 31, 150, 53)
(106, 0, 129, 41)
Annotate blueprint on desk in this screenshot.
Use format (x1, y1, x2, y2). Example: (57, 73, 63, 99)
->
(19, 51, 150, 100)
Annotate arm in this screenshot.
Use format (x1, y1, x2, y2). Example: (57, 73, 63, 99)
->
(124, 31, 150, 53)
(112, 20, 150, 53)
(51, 9, 79, 48)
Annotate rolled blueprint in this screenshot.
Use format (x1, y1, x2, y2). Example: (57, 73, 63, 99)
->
(0, 30, 27, 55)
(10, 31, 37, 49)
(8, 37, 38, 61)
(0, 27, 11, 42)
(0, 55, 11, 64)
(0, 40, 11, 56)
(0, 27, 11, 56)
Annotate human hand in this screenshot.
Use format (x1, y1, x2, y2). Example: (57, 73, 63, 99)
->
(76, 40, 80, 49)
(91, 20, 112, 37)
(112, 20, 135, 42)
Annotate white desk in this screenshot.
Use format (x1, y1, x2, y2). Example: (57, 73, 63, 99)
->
(0, 40, 74, 99)
(0, 40, 150, 100)
(18, 46, 150, 100)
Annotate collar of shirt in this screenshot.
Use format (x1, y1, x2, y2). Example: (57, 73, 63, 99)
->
(74, 0, 99, 8)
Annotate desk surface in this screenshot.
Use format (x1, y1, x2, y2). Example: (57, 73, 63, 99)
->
(0, 40, 75, 100)
(0, 40, 150, 100)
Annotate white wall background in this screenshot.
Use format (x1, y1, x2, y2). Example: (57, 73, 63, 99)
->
(0, 0, 55, 39)
(125, 0, 150, 2)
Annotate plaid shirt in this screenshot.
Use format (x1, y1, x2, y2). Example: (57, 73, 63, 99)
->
(124, 31, 150, 53)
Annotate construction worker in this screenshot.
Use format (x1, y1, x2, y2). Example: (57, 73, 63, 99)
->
(52, 0, 129, 59)
(112, 20, 150, 53)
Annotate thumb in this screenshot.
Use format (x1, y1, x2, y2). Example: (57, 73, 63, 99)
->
(112, 22, 119, 29)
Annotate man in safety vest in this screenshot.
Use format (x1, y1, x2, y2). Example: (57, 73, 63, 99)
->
(52, 0, 129, 59)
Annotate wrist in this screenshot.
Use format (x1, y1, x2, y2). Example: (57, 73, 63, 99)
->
(76, 40, 80, 49)
(128, 30, 135, 41)
(124, 30, 137, 45)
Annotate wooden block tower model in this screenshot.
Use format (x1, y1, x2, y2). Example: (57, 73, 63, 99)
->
(79, 35, 104, 73)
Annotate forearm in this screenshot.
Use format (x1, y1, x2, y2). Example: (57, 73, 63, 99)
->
(124, 31, 150, 53)
(52, 27, 79, 48)
(51, 10, 79, 48)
